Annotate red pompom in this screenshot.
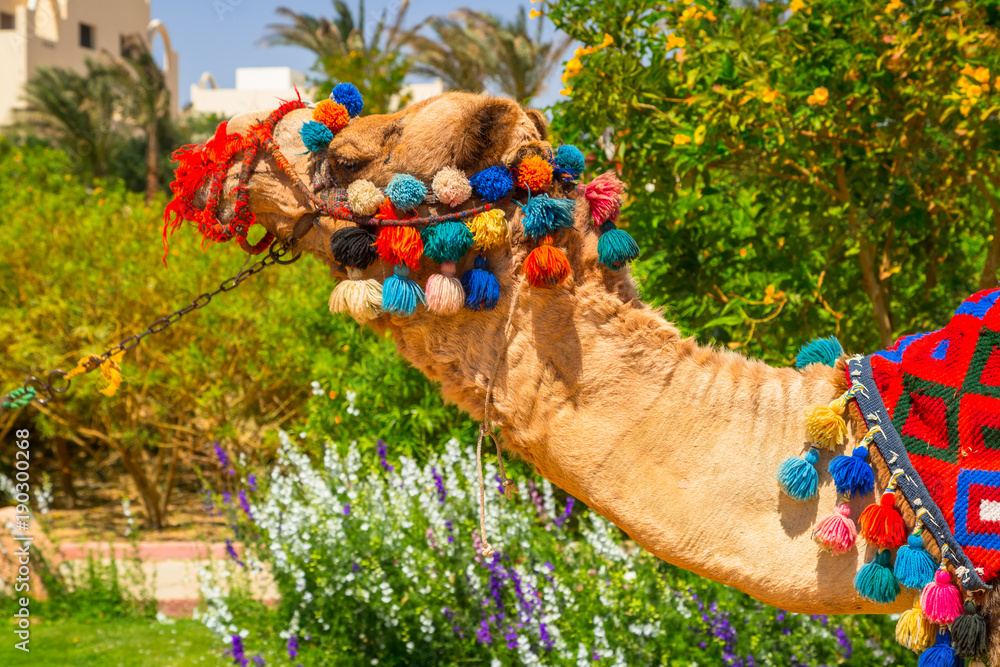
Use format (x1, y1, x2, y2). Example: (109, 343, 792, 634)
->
(580, 172, 625, 225)
(524, 236, 570, 287)
(376, 225, 423, 270)
(859, 492, 907, 549)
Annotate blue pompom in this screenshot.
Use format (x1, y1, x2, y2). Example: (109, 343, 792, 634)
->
(894, 533, 938, 589)
(795, 336, 844, 369)
(300, 120, 334, 153)
(462, 255, 500, 311)
(917, 631, 960, 667)
(555, 145, 585, 173)
(597, 222, 640, 270)
(469, 166, 514, 202)
(382, 265, 425, 316)
(421, 221, 473, 264)
(520, 195, 575, 240)
(853, 550, 900, 604)
(828, 446, 874, 498)
(385, 174, 427, 211)
(331, 82, 364, 117)
(776, 448, 819, 501)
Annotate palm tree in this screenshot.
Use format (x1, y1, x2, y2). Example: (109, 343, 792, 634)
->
(262, 0, 412, 114)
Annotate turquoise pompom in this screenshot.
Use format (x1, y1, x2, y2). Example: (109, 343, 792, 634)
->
(828, 446, 874, 498)
(421, 221, 474, 264)
(597, 222, 640, 270)
(776, 448, 819, 501)
(795, 336, 844, 369)
(332, 82, 364, 117)
(382, 265, 425, 316)
(854, 550, 900, 604)
(555, 145, 585, 173)
(469, 167, 514, 201)
(385, 174, 427, 211)
(520, 195, 575, 240)
(300, 120, 334, 153)
(894, 533, 938, 589)
(462, 255, 500, 311)
(917, 630, 959, 667)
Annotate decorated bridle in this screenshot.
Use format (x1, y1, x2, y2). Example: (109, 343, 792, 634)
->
(162, 83, 639, 324)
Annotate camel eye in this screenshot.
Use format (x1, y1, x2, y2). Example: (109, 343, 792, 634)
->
(337, 158, 361, 172)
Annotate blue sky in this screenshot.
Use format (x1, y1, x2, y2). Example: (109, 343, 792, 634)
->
(150, 0, 569, 109)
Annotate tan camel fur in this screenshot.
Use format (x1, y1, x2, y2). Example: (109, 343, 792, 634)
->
(210, 93, 980, 626)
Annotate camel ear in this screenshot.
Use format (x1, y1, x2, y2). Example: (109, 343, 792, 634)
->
(525, 109, 548, 141)
(454, 98, 522, 174)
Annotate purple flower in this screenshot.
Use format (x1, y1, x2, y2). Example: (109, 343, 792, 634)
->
(215, 442, 234, 475)
(539, 622, 553, 651)
(228, 634, 248, 666)
(247, 474, 257, 492)
(377, 439, 394, 472)
(222, 491, 232, 506)
(432, 467, 447, 503)
(343, 503, 351, 516)
(496, 473, 505, 496)
(554, 497, 575, 528)
(287, 634, 299, 659)
(475, 619, 492, 645)
(239, 489, 253, 521)
(252, 658, 264, 666)
(225, 539, 245, 569)
(445, 520, 454, 543)
(528, 480, 547, 521)
(835, 626, 852, 658)
(504, 626, 518, 649)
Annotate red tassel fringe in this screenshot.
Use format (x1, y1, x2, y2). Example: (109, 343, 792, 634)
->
(524, 236, 571, 287)
(859, 493, 907, 549)
(376, 226, 423, 270)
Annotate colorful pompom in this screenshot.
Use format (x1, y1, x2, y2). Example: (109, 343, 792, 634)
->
(431, 167, 472, 208)
(425, 262, 465, 315)
(376, 225, 423, 270)
(805, 403, 848, 449)
(331, 82, 364, 117)
(462, 255, 500, 311)
(597, 221, 640, 270)
(300, 120, 334, 153)
(951, 600, 989, 659)
(555, 145, 585, 174)
(517, 154, 554, 192)
(313, 99, 350, 133)
(776, 448, 819, 501)
(854, 549, 900, 604)
(895, 533, 938, 590)
(328, 267, 382, 323)
(921, 569, 964, 625)
(520, 195, 575, 240)
(346, 180, 384, 216)
(385, 174, 427, 211)
(812, 503, 857, 554)
(421, 220, 473, 264)
(796, 337, 844, 369)
(467, 209, 509, 250)
(330, 225, 378, 269)
(828, 446, 874, 498)
(524, 236, 571, 288)
(896, 597, 937, 654)
(860, 492, 908, 549)
(917, 630, 960, 667)
(470, 166, 514, 201)
(581, 172, 624, 225)
(381, 265, 425, 317)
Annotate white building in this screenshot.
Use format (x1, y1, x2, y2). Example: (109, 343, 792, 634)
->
(0, 0, 178, 125)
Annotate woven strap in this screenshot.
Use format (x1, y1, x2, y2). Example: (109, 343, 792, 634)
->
(1, 386, 37, 411)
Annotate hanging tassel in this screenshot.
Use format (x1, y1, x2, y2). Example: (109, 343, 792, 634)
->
(381, 265, 425, 317)
(596, 220, 640, 270)
(462, 255, 500, 311)
(425, 262, 465, 315)
(376, 225, 423, 270)
(776, 447, 819, 501)
(860, 489, 907, 549)
(854, 549, 900, 604)
(951, 599, 988, 659)
(813, 503, 858, 553)
(421, 221, 474, 264)
(330, 226, 378, 269)
(805, 387, 856, 449)
(520, 195, 575, 240)
(467, 209, 509, 251)
(329, 267, 382, 323)
(796, 337, 844, 368)
(524, 235, 571, 287)
(897, 597, 937, 653)
(921, 567, 964, 625)
(581, 172, 624, 225)
(828, 444, 875, 498)
(917, 630, 960, 667)
(895, 529, 938, 590)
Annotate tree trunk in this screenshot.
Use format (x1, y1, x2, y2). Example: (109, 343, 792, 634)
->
(118, 446, 164, 530)
(145, 123, 159, 206)
(981, 211, 1000, 290)
(54, 439, 76, 509)
(859, 238, 894, 348)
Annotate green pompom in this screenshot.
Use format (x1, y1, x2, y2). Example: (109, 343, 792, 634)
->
(597, 222, 639, 270)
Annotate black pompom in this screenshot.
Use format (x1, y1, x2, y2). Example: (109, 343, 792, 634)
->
(951, 600, 989, 658)
(330, 226, 378, 269)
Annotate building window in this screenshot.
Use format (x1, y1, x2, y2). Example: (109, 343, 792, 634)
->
(79, 22, 94, 49)
(0, 13, 14, 30)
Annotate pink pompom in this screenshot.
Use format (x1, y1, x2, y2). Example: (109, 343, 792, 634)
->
(580, 172, 624, 225)
(812, 503, 857, 554)
(425, 262, 464, 315)
(920, 568, 963, 624)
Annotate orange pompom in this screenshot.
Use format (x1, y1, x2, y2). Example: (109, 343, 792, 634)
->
(524, 236, 570, 287)
(376, 225, 423, 270)
(859, 492, 907, 549)
(517, 155, 554, 192)
(313, 100, 350, 133)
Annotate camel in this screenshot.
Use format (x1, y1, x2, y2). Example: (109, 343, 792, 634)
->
(182, 91, 997, 660)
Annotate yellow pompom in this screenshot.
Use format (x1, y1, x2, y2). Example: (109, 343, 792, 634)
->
(329, 268, 383, 323)
(346, 180, 384, 217)
(467, 209, 508, 250)
(895, 598, 936, 653)
(431, 167, 472, 208)
(805, 403, 847, 449)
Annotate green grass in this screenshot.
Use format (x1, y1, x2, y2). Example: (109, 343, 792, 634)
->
(0, 617, 221, 666)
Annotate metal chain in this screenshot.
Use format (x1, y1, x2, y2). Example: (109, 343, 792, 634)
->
(1, 239, 300, 410)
